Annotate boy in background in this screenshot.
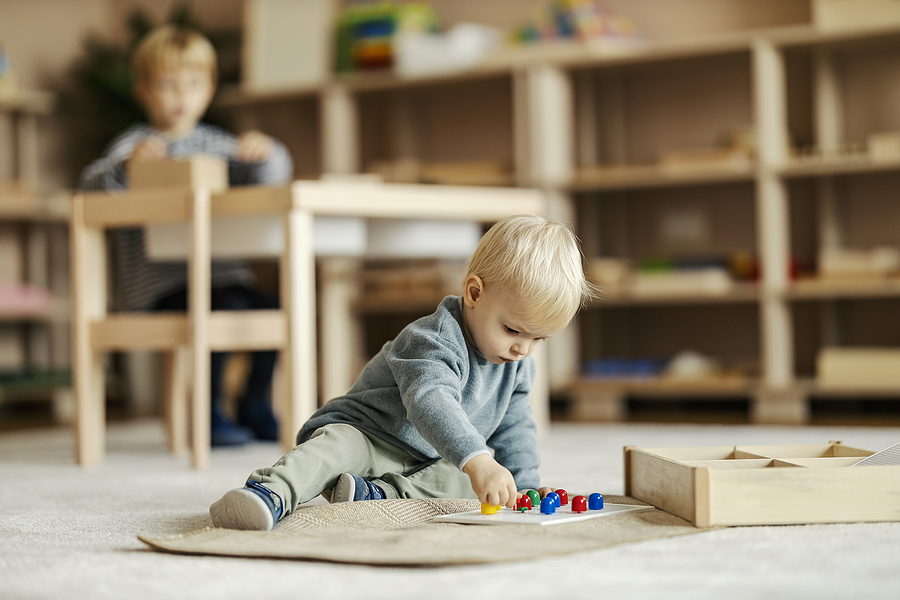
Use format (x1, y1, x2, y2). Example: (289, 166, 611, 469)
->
(210, 215, 595, 531)
(80, 25, 294, 446)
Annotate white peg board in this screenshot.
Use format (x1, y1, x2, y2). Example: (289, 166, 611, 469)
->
(433, 503, 653, 526)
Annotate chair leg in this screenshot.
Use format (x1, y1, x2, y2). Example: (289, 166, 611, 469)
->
(74, 350, 105, 466)
(71, 194, 108, 466)
(163, 347, 189, 455)
(189, 189, 212, 469)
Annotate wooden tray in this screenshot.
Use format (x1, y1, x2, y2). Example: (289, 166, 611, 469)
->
(624, 442, 900, 527)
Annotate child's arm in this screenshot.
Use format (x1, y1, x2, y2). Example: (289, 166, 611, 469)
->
(130, 137, 168, 163)
(79, 125, 156, 191)
(486, 359, 541, 491)
(234, 131, 274, 163)
(389, 332, 499, 487)
(229, 130, 293, 185)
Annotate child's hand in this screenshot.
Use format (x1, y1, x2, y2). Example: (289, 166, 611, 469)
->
(235, 130, 274, 163)
(130, 137, 168, 163)
(462, 454, 519, 508)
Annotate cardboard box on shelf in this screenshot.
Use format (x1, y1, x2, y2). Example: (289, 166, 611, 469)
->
(817, 347, 900, 389)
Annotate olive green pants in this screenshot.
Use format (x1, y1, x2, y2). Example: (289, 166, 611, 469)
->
(249, 423, 477, 515)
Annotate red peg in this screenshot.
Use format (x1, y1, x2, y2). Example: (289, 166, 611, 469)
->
(516, 494, 532, 511)
(572, 495, 587, 513)
(555, 489, 569, 505)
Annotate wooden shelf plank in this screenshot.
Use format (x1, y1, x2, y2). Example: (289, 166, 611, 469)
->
(794, 376, 900, 397)
(591, 281, 760, 306)
(214, 82, 321, 108)
(0, 89, 55, 114)
(213, 23, 900, 106)
(570, 162, 755, 192)
(574, 375, 756, 395)
(787, 277, 900, 300)
(0, 188, 70, 222)
(779, 156, 900, 178)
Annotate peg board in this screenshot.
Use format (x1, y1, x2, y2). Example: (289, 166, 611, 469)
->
(433, 502, 652, 526)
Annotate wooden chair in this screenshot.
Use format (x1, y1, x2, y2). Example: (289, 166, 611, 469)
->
(71, 171, 546, 469)
(70, 161, 305, 469)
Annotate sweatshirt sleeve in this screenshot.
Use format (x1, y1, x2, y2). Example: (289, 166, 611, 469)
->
(228, 136, 293, 186)
(385, 322, 489, 469)
(487, 357, 540, 490)
(79, 126, 148, 191)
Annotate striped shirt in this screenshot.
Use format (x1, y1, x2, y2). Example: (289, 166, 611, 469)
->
(79, 122, 294, 310)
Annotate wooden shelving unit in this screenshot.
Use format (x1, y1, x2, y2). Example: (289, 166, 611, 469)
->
(220, 1, 900, 424)
(0, 88, 71, 419)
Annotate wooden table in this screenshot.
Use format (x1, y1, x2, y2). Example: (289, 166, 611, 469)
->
(73, 179, 545, 466)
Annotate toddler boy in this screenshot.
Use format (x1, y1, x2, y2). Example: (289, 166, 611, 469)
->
(79, 25, 294, 446)
(210, 215, 595, 530)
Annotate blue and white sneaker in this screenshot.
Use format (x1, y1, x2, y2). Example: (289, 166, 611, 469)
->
(331, 473, 386, 503)
(210, 481, 284, 531)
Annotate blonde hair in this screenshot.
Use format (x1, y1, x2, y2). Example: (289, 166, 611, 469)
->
(464, 215, 595, 333)
(132, 25, 217, 85)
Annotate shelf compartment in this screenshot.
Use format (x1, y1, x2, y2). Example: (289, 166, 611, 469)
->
(568, 375, 756, 422)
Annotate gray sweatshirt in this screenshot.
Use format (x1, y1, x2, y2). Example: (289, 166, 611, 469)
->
(298, 295, 541, 490)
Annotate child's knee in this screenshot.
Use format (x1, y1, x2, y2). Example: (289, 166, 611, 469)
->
(308, 423, 366, 441)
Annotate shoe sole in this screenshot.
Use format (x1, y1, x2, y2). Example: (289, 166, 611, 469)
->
(210, 489, 275, 531)
(331, 473, 357, 503)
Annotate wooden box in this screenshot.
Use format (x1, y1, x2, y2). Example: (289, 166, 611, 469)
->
(129, 157, 228, 192)
(242, 0, 335, 92)
(624, 442, 900, 527)
(817, 347, 900, 389)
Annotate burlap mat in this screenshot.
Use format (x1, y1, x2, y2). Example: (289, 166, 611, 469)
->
(138, 495, 705, 566)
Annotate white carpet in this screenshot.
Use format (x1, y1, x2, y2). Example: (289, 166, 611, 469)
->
(2, 420, 900, 600)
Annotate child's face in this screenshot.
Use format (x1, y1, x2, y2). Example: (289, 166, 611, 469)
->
(462, 278, 557, 365)
(137, 65, 213, 136)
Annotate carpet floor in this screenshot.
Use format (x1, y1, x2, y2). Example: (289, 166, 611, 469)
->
(1, 419, 899, 600)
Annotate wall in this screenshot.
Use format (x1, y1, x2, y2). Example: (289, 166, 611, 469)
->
(0, 0, 243, 190)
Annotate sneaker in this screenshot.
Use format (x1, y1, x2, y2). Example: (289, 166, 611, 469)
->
(331, 473, 385, 503)
(210, 481, 284, 531)
(211, 404, 254, 447)
(237, 396, 279, 442)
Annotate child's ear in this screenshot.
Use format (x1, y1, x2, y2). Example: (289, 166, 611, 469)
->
(463, 276, 484, 307)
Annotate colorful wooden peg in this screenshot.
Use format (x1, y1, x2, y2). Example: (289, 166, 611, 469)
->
(572, 495, 587, 512)
(540, 496, 556, 514)
(481, 503, 501, 515)
(516, 494, 532, 511)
